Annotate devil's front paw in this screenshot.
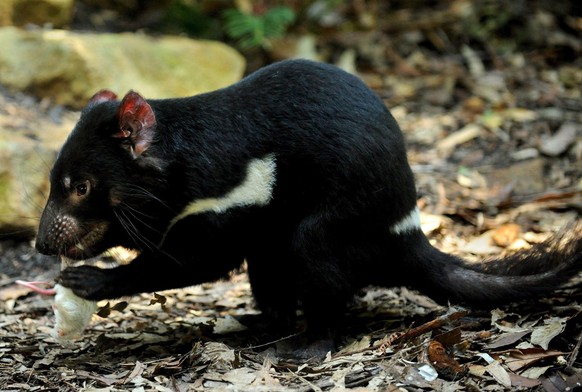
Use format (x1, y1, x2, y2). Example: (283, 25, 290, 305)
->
(59, 266, 112, 300)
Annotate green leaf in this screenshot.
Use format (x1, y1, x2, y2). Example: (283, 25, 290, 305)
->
(222, 6, 295, 50)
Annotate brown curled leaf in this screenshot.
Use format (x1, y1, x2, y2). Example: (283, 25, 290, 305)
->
(427, 340, 467, 380)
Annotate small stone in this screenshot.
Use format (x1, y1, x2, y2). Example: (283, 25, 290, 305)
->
(539, 122, 578, 157)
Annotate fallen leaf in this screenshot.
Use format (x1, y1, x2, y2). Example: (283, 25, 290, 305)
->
(508, 372, 542, 388)
(506, 238, 531, 251)
(477, 353, 512, 388)
(539, 122, 578, 156)
(0, 285, 33, 301)
(480, 111, 504, 130)
(221, 368, 257, 386)
(498, 348, 563, 372)
(433, 327, 462, 347)
(486, 330, 531, 349)
(502, 108, 538, 122)
(125, 361, 146, 384)
(521, 365, 552, 379)
(32, 348, 59, 368)
(200, 342, 236, 371)
(511, 147, 540, 161)
(426, 340, 466, 380)
(251, 361, 282, 388)
(462, 45, 485, 77)
(149, 293, 167, 306)
(420, 212, 445, 235)
(337, 335, 371, 355)
(111, 301, 129, 312)
(462, 96, 486, 114)
(462, 231, 502, 255)
(491, 223, 521, 247)
(491, 309, 530, 333)
(96, 301, 128, 318)
(74, 369, 129, 386)
(437, 124, 483, 155)
(530, 317, 567, 350)
(456, 167, 487, 189)
(213, 315, 247, 334)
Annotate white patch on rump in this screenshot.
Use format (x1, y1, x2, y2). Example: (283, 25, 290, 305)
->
(168, 154, 277, 229)
(389, 206, 421, 235)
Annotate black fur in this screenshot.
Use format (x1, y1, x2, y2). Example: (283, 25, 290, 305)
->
(36, 59, 582, 330)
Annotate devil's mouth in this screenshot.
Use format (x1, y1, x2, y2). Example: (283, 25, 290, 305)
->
(64, 223, 109, 259)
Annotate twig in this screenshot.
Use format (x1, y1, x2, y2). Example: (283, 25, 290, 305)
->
(568, 328, 582, 367)
(240, 332, 301, 351)
(388, 307, 468, 347)
(333, 307, 468, 359)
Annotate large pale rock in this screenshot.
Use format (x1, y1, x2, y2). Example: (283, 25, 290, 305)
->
(0, 109, 78, 237)
(0, 27, 245, 108)
(0, 28, 245, 236)
(0, 0, 74, 28)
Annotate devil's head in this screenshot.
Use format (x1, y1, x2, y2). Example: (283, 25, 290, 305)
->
(36, 90, 165, 259)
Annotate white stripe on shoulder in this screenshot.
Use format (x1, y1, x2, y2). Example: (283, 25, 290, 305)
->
(169, 154, 277, 227)
(389, 206, 421, 235)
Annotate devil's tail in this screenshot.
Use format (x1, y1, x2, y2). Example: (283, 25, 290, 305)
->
(403, 220, 581, 304)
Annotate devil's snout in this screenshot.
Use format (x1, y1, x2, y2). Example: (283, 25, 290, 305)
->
(35, 237, 57, 255)
(36, 202, 79, 256)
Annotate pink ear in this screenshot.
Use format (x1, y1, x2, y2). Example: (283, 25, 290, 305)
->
(115, 91, 157, 158)
(88, 90, 118, 106)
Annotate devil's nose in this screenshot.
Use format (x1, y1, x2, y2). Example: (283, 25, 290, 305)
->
(35, 238, 57, 256)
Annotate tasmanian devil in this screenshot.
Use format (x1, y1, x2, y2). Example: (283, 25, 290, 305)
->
(36, 59, 581, 331)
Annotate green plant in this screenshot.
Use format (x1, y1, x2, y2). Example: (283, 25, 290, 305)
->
(223, 6, 296, 50)
(163, 0, 222, 38)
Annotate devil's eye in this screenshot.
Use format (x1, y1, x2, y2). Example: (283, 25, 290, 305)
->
(75, 182, 89, 197)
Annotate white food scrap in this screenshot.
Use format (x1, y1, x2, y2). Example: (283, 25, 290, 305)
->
(52, 284, 97, 340)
